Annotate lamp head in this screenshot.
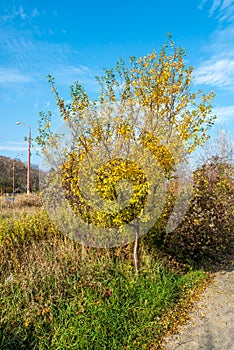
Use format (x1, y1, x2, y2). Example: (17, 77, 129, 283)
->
(16, 121, 21, 125)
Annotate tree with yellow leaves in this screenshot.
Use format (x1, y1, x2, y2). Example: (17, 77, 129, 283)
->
(37, 35, 216, 272)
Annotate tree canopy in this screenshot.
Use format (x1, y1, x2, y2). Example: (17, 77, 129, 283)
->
(37, 36, 216, 251)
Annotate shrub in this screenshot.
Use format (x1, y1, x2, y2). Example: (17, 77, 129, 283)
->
(0, 210, 60, 275)
(163, 156, 234, 262)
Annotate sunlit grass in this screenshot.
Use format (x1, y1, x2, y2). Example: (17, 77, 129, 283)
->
(0, 210, 209, 349)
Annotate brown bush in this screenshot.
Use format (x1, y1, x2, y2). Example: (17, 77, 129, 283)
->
(163, 156, 234, 262)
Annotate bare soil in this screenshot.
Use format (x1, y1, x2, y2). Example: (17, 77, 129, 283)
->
(164, 257, 234, 350)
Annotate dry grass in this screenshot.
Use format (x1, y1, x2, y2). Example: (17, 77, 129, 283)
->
(0, 209, 209, 350)
(0, 193, 42, 219)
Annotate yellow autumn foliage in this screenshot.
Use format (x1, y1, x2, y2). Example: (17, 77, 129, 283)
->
(37, 36, 216, 244)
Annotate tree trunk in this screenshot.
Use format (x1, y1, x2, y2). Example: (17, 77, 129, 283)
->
(133, 224, 139, 273)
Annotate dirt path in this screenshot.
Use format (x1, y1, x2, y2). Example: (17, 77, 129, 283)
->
(164, 260, 234, 350)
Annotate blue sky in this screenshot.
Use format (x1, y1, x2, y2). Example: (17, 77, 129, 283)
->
(0, 0, 234, 165)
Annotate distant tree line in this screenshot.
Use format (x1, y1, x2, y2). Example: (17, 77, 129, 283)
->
(0, 155, 40, 194)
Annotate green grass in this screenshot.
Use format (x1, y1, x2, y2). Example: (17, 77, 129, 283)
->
(0, 210, 208, 350)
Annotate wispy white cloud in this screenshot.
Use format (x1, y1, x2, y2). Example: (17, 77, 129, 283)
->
(206, 26, 234, 53)
(0, 32, 73, 71)
(194, 55, 234, 90)
(1, 5, 26, 22)
(212, 105, 234, 123)
(0, 141, 27, 152)
(195, 23, 234, 91)
(0, 5, 39, 24)
(209, 0, 222, 16)
(199, 0, 234, 22)
(198, 0, 209, 10)
(54, 65, 98, 89)
(0, 7, 93, 89)
(216, 0, 234, 22)
(0, 68, 33, 84)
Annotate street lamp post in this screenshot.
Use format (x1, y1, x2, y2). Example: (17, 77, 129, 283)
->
(16, 121, 31, 195)
(12, 153, 23, 195)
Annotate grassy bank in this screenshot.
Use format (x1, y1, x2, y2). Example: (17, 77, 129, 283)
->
(0, 193, 42, 220)
(0, 209, 209, 349)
